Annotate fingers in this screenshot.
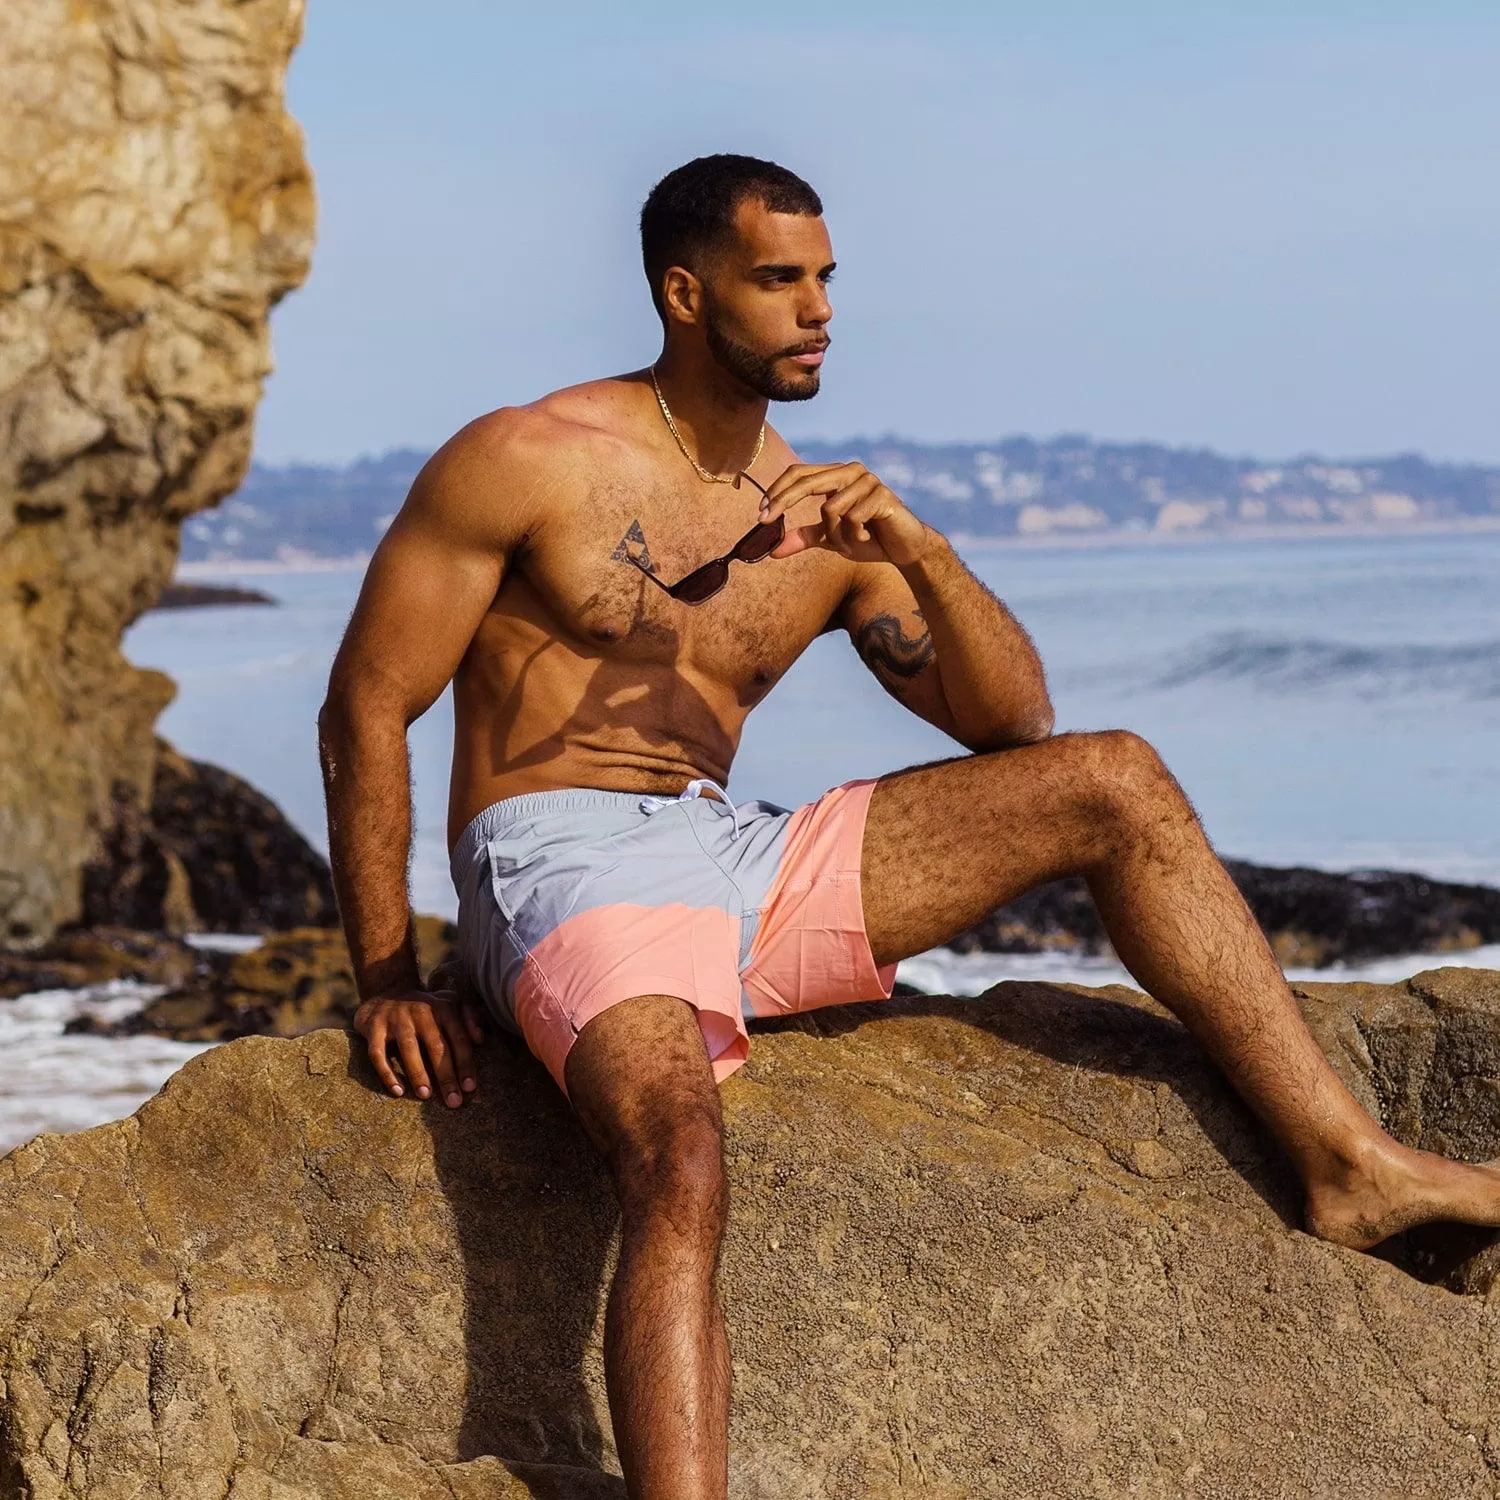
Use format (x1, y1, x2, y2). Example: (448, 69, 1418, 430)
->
(760, 461, 867, 523)
(358, 994, 482, 1108)
(770, 474, 888, 559)
(416, 1010, 467, 1109)
(778, 475, 883, 558)
(772, 522, 829, 559)
(395, 1016, 435, 1102)
(758, 464, 902, 558)
(838, 492, 888, 545)
(362, 1010, 406, 1097)
(819, 475, 884, 553)
(434, 1002, 479, 1098)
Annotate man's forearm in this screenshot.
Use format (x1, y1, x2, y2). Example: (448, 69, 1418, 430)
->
(900, 533, 1054, 749)
(317, 700, 422, 1000)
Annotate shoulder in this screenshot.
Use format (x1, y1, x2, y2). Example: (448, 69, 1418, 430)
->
(420, 378, 649, 499)
(418, 403, 573, 494)
(398, 387, 629, 547)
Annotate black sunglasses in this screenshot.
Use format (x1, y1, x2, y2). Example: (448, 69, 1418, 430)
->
(625, 472, 784, 605)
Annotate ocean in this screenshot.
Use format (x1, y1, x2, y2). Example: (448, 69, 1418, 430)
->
(5, 529, 1497, 1151)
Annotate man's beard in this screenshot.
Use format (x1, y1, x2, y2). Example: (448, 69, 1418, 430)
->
(705, 312, 822, 402)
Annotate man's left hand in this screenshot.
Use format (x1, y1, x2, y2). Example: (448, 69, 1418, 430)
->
(759, 462, 934, 568)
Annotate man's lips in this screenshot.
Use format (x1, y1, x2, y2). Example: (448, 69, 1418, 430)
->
(788, 349, 826, 367)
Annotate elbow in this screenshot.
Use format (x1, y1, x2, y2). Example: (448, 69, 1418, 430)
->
(317, 682, 402, 750)
(317, 692, 351, 750)
(316, 697, 351, 780)
(1018, 698, 1056, 744)
(965, 696, 1054, 753)
(1009, 678, 1056, 744)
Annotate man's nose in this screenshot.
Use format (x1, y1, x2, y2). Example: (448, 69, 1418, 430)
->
(801, 284, 833, 327)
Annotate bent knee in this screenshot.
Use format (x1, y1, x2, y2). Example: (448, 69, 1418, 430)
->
(1072, 729, 1184, 820)
(613, 1109, 728, 1228)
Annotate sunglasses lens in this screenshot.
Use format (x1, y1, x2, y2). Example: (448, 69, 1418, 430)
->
(732, 516, 783, 564)
(670, 561, 729, 604)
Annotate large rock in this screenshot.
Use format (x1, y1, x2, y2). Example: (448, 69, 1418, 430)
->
(0, 740, 341, 998)
(79, 739, 336, 935)
(4, 972, 1500, 1497)
(0, 0, 314, 946)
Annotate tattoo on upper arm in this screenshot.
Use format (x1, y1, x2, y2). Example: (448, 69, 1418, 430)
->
(854, 610, 935, 694)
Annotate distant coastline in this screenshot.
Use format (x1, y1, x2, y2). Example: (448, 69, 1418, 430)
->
(949, 513, 1500, 552)
(182, 435, 1500, 566)
(175, 512, 1500, 576)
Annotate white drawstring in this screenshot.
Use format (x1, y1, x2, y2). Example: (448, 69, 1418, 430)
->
(638, 778, 743, 840)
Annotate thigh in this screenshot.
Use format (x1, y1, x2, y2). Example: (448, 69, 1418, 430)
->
(859, 731, 1161, 966)
(565, 995, 725, 1171)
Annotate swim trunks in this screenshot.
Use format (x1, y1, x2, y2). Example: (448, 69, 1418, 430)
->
(450, 778, 897, 1096)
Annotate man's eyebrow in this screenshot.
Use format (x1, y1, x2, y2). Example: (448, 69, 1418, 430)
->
(749, 260, 839, 277)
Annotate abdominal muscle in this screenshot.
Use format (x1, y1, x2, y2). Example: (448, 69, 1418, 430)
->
(445, 624, 751, 848)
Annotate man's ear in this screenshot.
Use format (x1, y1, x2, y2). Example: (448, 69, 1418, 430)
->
(661, 265, 704, 327)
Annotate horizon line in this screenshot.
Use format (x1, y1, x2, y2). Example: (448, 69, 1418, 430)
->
(248, 434, 1500, 473)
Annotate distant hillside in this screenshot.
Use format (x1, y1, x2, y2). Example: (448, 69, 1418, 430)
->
(180, 438, 1500, 563)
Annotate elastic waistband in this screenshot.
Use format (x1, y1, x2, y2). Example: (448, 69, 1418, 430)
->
(450, 787, 672, 885)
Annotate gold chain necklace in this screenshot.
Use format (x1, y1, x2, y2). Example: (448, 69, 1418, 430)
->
(650, 366, 765, 484)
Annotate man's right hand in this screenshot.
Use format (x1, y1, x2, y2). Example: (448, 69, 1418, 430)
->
(353, 990, 483, 1108)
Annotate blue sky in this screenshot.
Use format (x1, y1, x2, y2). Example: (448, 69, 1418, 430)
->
(255, 1, 1500, 464)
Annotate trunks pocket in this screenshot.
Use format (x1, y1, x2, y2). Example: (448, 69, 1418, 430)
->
(484, 829, 549, 923)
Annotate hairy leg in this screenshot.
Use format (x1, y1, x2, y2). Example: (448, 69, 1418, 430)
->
(565, 996, 730, 1500)
(861, 732, 1500, 1249)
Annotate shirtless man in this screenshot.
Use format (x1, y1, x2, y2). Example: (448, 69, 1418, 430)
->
(318, 154, 1500, 1500)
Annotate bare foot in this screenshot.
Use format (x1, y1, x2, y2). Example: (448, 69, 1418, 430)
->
(1305, 1141, 1500, 1252)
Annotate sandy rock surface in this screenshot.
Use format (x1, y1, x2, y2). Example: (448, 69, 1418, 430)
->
(0, 0, 313, 945)
(4, 972, 1500, 1498)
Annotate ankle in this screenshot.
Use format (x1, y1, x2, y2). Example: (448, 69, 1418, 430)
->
(1300, 1128, 1403, 1193)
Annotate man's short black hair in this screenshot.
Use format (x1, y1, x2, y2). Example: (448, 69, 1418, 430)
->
(640, 154, 823, 322)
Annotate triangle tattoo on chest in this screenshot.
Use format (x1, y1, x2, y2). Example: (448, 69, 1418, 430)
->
(611, 518, 654, 573)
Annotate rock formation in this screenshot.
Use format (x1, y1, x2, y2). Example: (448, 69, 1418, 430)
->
(61, 916, 457, 1040)
(0, 0, 314, 946)
(959, 860, 1500, 967)
(0, 925, 198, 1002)
(14, 850, 1496, 1042)
(150, 581, 277, 610)
(4, 970, 1500, 1497)
(79, 739, 336, 935)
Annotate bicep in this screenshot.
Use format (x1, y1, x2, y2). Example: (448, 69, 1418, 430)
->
(327, 451, 514, 723)
(841, 566, 958, 737)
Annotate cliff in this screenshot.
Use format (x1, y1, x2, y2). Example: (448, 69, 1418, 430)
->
(4, 970, 1500, 1498)
(0, 0, 314, 946)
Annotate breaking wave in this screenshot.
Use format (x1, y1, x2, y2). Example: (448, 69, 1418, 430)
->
(1142, 632, 1500, 698)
